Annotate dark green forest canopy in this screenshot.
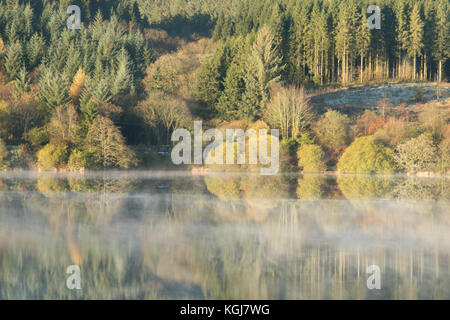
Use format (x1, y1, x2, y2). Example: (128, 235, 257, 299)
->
(0, 0, 448, 96)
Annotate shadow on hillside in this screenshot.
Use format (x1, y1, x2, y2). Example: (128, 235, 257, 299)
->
(149, 13, 214, 41)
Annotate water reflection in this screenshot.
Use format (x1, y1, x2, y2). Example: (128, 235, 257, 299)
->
(0, 172, 449, 299)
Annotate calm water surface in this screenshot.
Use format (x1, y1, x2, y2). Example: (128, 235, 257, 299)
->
(0, 171, 449, 299)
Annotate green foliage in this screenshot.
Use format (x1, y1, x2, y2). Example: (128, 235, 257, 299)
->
(204, 175, 241, 200)
(241, 27, 284, 120)
(439, 138, 450, 173)
(14, 67, 30, 96)
(26, 34, 46, 69)
(0, 0, 448, 171)
(296, 176, 325, 200)
(395, 134, 439, 173)
(337, 176, 396, 200)
(37, 144, 69, 170)
(24, 127, 49, 147)
(337, 136, 397, 174)
(0, 139, 8, 169)
(194, 43, 232, 116)
(4, 41, 23, 81)
(38, 68, 71, 113)
(216, 57, 247, 120)
(68, 149, 96, 171)
(407, 3, 424, 60)
(112, 48, 134, 97)
(297, 144, 326, 173)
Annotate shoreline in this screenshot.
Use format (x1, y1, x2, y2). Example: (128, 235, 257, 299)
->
(1, 168, 449, 179)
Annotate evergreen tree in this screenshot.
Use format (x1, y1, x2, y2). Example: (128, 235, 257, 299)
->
(433, 0, 449, 82)
(408, 3, 424, 80)
(305, 2, 329, 85)
(38, 67, 71, 113)
(216, 58, 246, 120)
(26, 33, 46, 69)
(112, 48, 133, 97)
(355, 8, 371, 82)
(4, 41, 23, 81)
(335, 1, 355, 84)
(14, 67, 30, 96)
(241, 27, 284, 120)
(147, 66, 164, 92)
(195, 43, 231, 112)
(394, 0, 410, 78)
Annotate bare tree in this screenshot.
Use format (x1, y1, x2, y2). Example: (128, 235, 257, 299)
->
(136, 91, 192, 144)
(85, 116, 137, 169)
(264, 86, 313, 139)
(47, 104, 79, 146)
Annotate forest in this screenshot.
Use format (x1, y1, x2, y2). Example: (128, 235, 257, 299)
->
(0, 0, 448, 174)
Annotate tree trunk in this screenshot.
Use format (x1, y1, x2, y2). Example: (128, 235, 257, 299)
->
(413, 55, 416, 80)
(360, 55, 363, 83)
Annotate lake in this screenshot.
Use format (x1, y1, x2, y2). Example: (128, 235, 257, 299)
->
(0, 171, 449, 299)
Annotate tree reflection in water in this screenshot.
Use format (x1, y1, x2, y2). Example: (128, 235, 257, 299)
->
(0, 172, 449, 299)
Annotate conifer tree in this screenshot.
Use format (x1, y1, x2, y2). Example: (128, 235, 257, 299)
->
(433, 0, 449, 82)
(38, 67, 71, 113)
(195, 53, 225, 112)
(355, 8, 371, 83)
(305, 3, 329, 85)
(26, 34, 46, 69)
(14, 67, 30, 96)
(112, 48, 133, 97)
(241, 27, 283, 120)
(4, 41, 23, 81)
(394, 0, 410, 78)
(216, 58, 246, 120)
(408, 3, 424, 80)
(335, 2, 355, 84)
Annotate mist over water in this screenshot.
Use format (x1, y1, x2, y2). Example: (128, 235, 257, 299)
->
(0, 171, 449, 299)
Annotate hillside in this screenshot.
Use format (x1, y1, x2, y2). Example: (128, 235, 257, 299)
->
(0, 0, 448, 174)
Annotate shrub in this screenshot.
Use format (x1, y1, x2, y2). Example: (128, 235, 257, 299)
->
(395, 134, 439, 173)
(68, 149, 89, 171)
(374, 117, 418, 146)
(354, 110, 385, 137)
(297, 144, 326, 172)
(314, 110, 351, 152)
(37, 144, 69, 170)
(439, 138, 450, 173)
(337, 136, 396, 174)
(24, 127, 49, 146)
(0, 139, 8, 169)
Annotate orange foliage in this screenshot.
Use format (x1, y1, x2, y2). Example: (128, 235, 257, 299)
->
(69, 68, 86, 102)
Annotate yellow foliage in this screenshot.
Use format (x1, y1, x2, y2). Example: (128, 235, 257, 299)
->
(247, 120, 270, 131)
(0, 99, 8, 111)
(69, 68, 86, 102)
(0, 37, 4, 55)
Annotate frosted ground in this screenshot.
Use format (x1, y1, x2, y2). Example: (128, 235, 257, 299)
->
(310, 83, 450, 110)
